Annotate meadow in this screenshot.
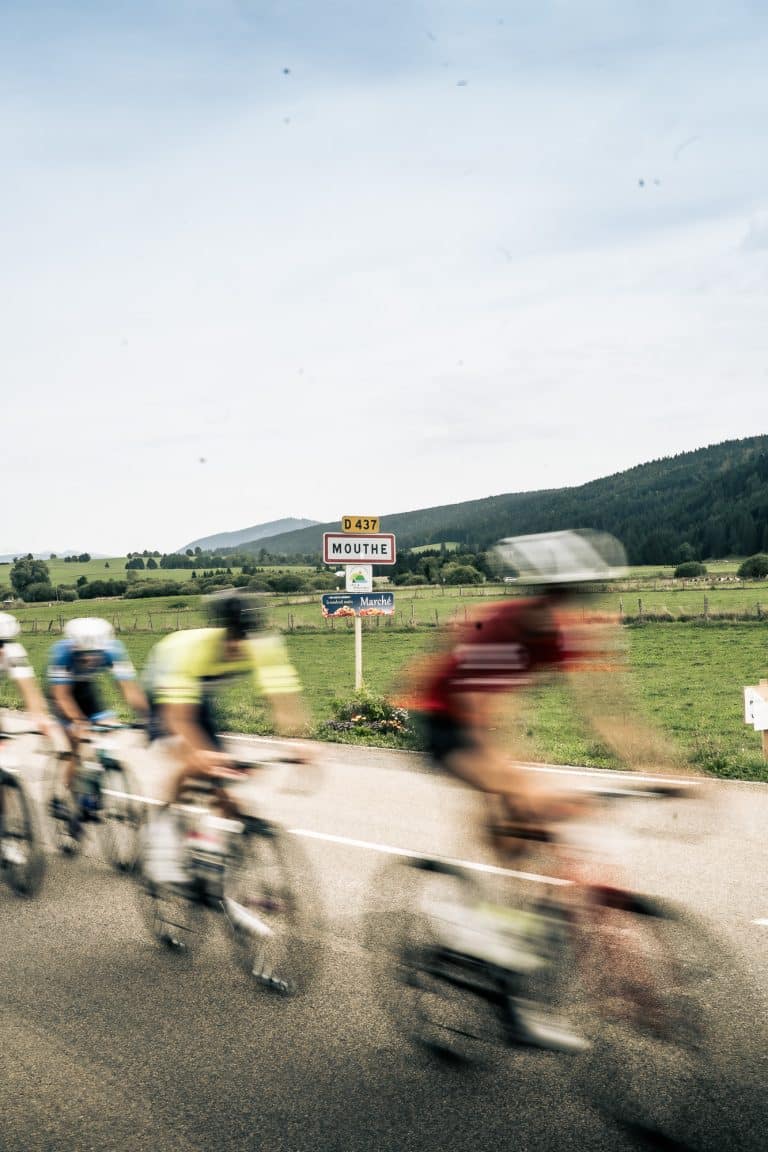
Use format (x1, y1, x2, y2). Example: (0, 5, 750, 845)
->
(2, 619, 766, 782)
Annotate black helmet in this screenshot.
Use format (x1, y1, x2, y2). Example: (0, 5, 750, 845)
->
(205, 591, 268, 638)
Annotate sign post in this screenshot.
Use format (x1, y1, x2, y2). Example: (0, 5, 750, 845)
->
(322, 520, 396, 690)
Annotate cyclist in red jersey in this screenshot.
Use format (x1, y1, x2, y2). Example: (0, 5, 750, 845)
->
(404, 529, 675, 854)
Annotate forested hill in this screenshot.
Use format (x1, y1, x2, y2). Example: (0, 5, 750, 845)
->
(239, 436, 768, 564)
(179, 518, 319, 553)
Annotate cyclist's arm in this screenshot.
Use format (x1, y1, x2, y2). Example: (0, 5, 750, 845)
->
(16, 674, 55, 739)
(158, 701, 233, 774)
(118, 676, 149, 721)
(563, 662, 681, 774)
(50, 683, 88, 726)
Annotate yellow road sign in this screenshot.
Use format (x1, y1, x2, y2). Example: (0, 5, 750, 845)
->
(341, 516, 380, 533)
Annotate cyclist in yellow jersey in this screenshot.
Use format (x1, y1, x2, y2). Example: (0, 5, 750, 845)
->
(140, 592, 312, 884)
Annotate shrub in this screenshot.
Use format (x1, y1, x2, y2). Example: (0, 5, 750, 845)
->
(674, 561, 707, 578)
(23, 581, 56, 602)
(738, 554, 768, 579)
(316, 690, 414, 746)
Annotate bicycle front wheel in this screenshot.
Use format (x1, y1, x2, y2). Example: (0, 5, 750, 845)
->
(1, 775, 45, 897)
(366, 855, 513, 1064)
(223, 820, 323, 997)
(100, 761, 141, 872)
(568, 894, 768, 1151)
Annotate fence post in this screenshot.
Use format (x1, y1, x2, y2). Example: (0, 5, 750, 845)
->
(703, 595, 709, 620)
(637, 598, 643, 619)
(619, 598, 624, 618)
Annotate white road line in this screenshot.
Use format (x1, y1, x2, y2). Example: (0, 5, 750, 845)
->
(752, 918, 768, 927)
(288, 827, 572, 886)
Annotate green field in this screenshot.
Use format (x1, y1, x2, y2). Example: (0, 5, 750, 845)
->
(2, 622, 766, 782)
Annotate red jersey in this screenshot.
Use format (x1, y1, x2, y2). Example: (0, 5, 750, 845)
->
(408, 598, 612, 718)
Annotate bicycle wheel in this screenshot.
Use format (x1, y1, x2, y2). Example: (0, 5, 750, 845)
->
(568, 894, 768, 1151)
(223, 819, 323, 997)
(366, 856, 512, 1064)
(134, 809, 206, 953)
(46, 755, 82, 857)
(100, 760, 141, 872)
(1, 774, 45, 897)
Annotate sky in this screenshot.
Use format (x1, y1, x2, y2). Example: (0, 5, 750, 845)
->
(2, 1, 767, 556)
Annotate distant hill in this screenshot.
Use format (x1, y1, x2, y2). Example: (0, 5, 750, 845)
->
(178, 518, 319, 554)
(229, 435, 768, 565)
(0, 549, 107, 563)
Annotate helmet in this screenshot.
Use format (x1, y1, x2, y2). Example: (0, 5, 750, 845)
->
(64, 617, 115, 651)
(0, 612, 20, 641)
(205, 592, 268, 638)
(493, 529, 627, 586)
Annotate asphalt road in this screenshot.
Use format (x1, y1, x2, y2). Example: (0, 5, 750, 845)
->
(1, 728, 767, 1152)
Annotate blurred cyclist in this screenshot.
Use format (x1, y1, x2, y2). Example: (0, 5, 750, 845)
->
(0, 612, 54, 737)
(47, 617, 148, 821)
(140, 591, 312, 885)
(400, 530, 682, 1049)
(405, 529, 678, 852)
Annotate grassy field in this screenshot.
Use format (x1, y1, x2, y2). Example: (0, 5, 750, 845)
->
(2, 622, 766, 782)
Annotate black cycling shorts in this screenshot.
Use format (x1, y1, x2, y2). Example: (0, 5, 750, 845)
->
(411, 710, 478, 771)
(146, 692, 223, 750)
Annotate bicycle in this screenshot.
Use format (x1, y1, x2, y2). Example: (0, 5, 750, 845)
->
(135, 756, 323, 998)
(46, 722, 144, 873)
(366, 779, 768, 1150)
(0, 728, 46, 897)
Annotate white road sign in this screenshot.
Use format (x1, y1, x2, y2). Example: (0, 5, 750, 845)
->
(323, 533, 396, 564)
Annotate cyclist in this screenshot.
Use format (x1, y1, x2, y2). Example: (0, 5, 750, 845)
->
(0, 612, 56, 862)
(400, 529, 681, 1049)
(46, 617, 148, 825)
(0, 612, 54, 736)
(139, 591, 313, 885)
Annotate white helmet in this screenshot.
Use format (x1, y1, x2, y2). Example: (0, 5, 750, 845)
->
(493, 529, 627, 585)
(64, 617, 115, 651)
(0, 612, 21, 641)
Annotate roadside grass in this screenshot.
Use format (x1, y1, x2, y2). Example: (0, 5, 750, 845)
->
(2, 622, 766, 782)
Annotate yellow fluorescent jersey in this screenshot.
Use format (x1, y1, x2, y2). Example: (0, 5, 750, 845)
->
(143, 628, 301, 707)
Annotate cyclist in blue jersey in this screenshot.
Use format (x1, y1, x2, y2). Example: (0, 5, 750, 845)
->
(46, 617, 148, 822)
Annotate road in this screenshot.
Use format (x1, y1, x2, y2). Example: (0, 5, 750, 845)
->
(1, 726, 767, 1152)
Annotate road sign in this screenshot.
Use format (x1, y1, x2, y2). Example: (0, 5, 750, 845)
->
(346, 565, 372, 592)
(341, 516, 380, 534)
(321, 593, 395, 618)
(323, 533, 396, 564)
(744, 684, 768, 731)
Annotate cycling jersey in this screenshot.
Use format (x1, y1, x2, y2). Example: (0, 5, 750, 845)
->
(46, 638, 137, 687)
(0, 640, 34, 682)
(142, 628, 301, 708)
(409, 598, 588, 718)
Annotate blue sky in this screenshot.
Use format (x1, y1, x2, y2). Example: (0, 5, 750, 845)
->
(2, 2, 767, 554)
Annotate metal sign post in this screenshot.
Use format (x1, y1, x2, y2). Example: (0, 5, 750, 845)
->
(322, 519, 396, 690)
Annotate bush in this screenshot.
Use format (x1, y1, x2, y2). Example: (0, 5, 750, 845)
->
(674, 561, 707, 578)
(267, 574, 307, 593)
(77, 579, 128, 598)
(23, 581, 57, 602)
(738, 554, 768, 579)
(442, 563, 485, 585)
(316, 690, 414, 746)
(122, 580, 186, 599)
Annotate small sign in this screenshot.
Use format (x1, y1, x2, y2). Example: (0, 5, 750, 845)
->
(323, 533, 396, 564)
(346, 564, 373, 592)
(341, 516, 380, 534)
(744, 685, 768, 732)
(321, 592, 395, 618)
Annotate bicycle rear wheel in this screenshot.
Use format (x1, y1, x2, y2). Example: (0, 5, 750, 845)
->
(100, 760, 141, 872)
(1, 775, 45, 897)
(366, 856, 513, 1064)
(568, 894, 768, 1151)
(223, 819, 323, 997)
